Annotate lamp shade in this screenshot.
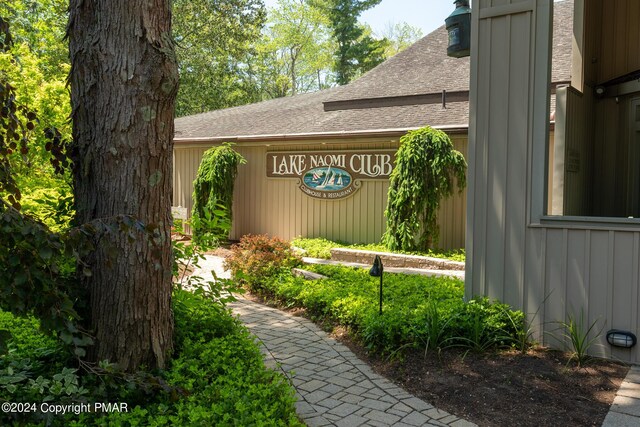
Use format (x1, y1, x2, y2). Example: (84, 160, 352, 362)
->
(445, 0, 471, 58)
(606, 330, 637, 348)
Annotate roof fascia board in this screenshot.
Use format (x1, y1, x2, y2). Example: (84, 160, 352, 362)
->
(174, 125, 470, 146)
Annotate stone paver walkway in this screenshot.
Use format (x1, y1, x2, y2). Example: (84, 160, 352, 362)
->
(193, 255, 474, 426)
(229, 298, 475, 427)
(602, 365, 640, 427)
(195, 254, 640, 426)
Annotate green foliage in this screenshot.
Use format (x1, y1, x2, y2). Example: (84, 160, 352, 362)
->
(310, 0, 386, 85)
(291, 236, 336, 259)
(225, 234, 302, 292)
(173, 0, 267, 116)
(252, 0, 335, 97)
(383, 126, 467, 251)
(378, 22, 423, 58)
(291, 236, 466, 262)
(172, 226, 243, 308)
(554, 310, 603, 367)
(192, 143, 245, 244)
(0, 291, 302, 426)
(254, 263, 523, 355)
(20, 180, 74, 232)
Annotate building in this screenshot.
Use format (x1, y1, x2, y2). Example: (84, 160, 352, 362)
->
(172, 2, 572, 251)
(468, 0, 640, 362)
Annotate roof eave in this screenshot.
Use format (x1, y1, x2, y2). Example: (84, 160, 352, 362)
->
(173, 124, 470, 145)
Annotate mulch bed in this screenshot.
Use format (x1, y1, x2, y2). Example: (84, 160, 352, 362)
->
(333, 328, 629, 427)
(201, 248, 629, 426)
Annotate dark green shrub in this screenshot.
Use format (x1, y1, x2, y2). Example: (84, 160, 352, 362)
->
(224, 234, 301, 292)
(0, 290, 302, 427)
(257, 264, 525, 355)
(192, 143, 245, 245)
(383, 126, 466, 251)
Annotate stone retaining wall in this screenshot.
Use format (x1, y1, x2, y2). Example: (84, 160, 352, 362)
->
(330, 248, 465, 271)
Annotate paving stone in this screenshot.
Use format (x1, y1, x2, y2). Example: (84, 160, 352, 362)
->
(305, 390, 332, 404)
(378, 394, 399, 404)
(355, 407, 372, 417)
(401, 411, 433, 426)
(612, 395, 640, 417)
(402, 396, 434, 412)
(438, 414, 460, 424)
(328, 402, 360, 417)
(359, 398, 393, 411)
(334, 413, 369, 427)
(339, 393, 366, 404)
(316, 398, 343, 410)
(305, 416, 333, 427)
(364, 420, 388, 427)
(327, 375, 357, 388)
(290, 367, 315, 378)
(602, 410, 640, 427)
(324, 413, 344, 422)
(320, 383, 344, 395)
(363, 409, 401, 425)
(423, 408, 451, 420)
(623, 368, 640, 384)
(340, 371, 362, 381)
(344, 385, 371, 395)
(298, 379, 328, 393)
(320, 358, 343, 368)
(295, 400, 317, 415)
(618, 381, 640, 399)
(388, 408, 411, 418)
(362, 388, 385, 398)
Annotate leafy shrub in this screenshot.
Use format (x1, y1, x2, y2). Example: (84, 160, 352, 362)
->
(291, 236, 335, 259)
(291, 237, 465, 262)
(192, 143, 245, 244)
(383, 126, 466, 251)
(225, 234, 301, 291)
(0, 290, 302, 426)
(256, 263, 523, 355)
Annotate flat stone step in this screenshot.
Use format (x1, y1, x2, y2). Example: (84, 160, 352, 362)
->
(292, 268, 327, 280)
(330, 248, 465, 271)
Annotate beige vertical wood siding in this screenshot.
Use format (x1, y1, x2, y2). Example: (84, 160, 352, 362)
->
(467, 0, 550, 307)
(598, 0, 640, 84)
(470, 0, 640, 363)
(174, 136, 468, 249)
(529, 225, 640, 363)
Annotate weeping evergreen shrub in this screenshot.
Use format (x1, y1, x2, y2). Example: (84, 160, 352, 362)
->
(192, 143, 245, 244)
(382, 126, 466, 251)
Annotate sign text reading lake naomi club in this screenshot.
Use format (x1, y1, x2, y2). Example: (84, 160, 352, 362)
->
(266, 150, 396, 199)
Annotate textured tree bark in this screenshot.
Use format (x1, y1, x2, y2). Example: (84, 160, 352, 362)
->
(68, 0, 178, 371)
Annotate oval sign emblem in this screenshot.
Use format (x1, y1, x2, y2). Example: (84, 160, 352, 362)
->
(303, 167, 352, 192)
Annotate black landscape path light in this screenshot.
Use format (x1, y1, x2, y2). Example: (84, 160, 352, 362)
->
(369, 255, 384, 315)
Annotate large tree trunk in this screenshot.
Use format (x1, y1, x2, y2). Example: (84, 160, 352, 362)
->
(68, 0, 178, 371)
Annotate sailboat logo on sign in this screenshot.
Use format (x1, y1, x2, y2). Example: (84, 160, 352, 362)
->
(303, 167, 352, 192)
(266, 150, 395, 199)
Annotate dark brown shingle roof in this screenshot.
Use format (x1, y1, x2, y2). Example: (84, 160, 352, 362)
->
(175, 0, 572, 141)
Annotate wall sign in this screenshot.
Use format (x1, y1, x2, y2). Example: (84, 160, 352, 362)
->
(266, 150, 396, 199)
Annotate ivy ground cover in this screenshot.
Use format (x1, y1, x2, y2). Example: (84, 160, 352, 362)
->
(0, 290, 302, 427)
(255, 264, 522, 355)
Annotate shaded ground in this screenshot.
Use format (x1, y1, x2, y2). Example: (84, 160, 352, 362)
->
(195, 247, 629, 426)
(334, 329, 629, 427)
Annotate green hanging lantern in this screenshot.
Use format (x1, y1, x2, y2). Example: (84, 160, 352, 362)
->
(445, 0, 471, 58)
